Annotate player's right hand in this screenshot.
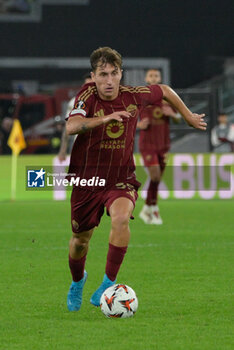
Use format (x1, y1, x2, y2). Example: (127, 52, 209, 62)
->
(138, 118, 150, 130)
(103, 111, 131, 123)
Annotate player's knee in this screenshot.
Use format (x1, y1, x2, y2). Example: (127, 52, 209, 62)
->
(150, 172, 160, 182)
(111, 212, 130, 230)
(71, 236, 89, 255)
(149, 166, 161, 182)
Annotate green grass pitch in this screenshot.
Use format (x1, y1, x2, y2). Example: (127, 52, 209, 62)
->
(0, 198, 233, 350)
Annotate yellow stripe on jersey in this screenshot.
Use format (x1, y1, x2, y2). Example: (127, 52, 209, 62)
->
(79, 88, 96, 102)
(120, 86, 151, 93)
(84, 87, 97, 100)
(82, 91, 95, 102)
(78, 86, 97, 102)
(78, 86, 95, 100)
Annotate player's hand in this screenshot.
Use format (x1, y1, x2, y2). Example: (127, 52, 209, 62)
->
(137, 118, 150, 130)
(162, 104, 176, 117)
(58, 153, 66, 162)
(187, 113, 207, 131)
(103, 111, 131, 123)
(218, 137, 228, 142)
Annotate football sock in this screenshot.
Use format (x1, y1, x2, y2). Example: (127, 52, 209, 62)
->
(146, 180, 159, 205)
(105, 243, 127, 281)
(69, 254, 86, 282)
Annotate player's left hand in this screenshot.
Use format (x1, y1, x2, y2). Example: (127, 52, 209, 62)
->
(162, 104, 176, 117)
(187, 113, 207, 130)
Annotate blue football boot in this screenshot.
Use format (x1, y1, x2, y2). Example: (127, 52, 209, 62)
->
(90, 274, 116, 307)
(67, 271, 87, 311)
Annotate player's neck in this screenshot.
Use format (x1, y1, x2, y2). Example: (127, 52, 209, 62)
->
(98, 91, 119, 101)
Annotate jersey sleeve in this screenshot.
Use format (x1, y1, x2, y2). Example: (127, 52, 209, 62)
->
(66, 83, 95, 120)
(135, 84, 163, 108)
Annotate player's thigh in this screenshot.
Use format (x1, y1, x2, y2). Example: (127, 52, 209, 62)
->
(104, 184, 138, 224)
(141, 151, 159, 167)
(109, 197, 134, 222)
(71, 187, 104, 233)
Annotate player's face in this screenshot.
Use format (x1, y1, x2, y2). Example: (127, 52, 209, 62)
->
(91, 63, 122, 100)
(218, 114, 227, 124)
(145, 70, 162, 85)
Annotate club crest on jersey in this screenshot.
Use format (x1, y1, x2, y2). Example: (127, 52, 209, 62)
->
(153, 106, 163, 119)
(70, 100, 86, 116)
(106, 121, 124, 139)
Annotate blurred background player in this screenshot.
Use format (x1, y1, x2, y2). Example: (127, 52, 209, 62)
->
(53, 73, 93, 200)
(211, 112, 234, 152)
(58, 73, 93, 162)
(137, 69, 181, 224)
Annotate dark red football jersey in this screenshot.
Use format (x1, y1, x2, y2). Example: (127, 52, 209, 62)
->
(67, 82, 163, 189)
(139, 101, 170, 153)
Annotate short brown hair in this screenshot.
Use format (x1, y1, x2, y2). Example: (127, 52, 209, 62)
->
(90, 47, 122, 72)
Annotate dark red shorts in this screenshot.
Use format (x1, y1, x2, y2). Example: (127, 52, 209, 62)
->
(141, 151, 167, 170)
(70, 182, 138, 233)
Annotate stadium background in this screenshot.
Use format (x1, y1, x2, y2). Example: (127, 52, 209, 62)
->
(0, 0, 234, 87)
(0, 1, 233, 350)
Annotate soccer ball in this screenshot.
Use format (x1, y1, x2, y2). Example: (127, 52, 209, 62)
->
(100, 284, 138, 318)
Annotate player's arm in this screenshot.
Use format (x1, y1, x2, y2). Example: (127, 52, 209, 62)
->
(211, 128, 221, 147)
(66, 111, 131, 135)
(227, 124, 234, 142)
(58, 128, 69, 161)
(159, 85, 207, 130)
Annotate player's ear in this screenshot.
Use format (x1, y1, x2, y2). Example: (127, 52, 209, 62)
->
(120, 69, 123, 79)
(91, 71, 95, 81)
(144, 74, 148, 85)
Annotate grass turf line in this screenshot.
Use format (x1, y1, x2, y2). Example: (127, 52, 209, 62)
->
(0, 199, 233, 350)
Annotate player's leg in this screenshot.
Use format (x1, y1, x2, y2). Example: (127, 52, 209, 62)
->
(108, 197, 133, 246)
(146, 164, 163, 224)
(67, 229, 94, 311)
(67, 186, 104, 311)
(139, 152, 162, 224)
(69, 229, 94, 280)
(149, 153, 167, 224)
(105, 197, 133, 277)
(52, 155, 70, 200)
(90, 196, 134, 306)
(139, 153, 162, 225)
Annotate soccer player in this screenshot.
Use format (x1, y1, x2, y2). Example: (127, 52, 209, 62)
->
(65, 47, 206, 311)
(54, 74, 93, 200)
(138, 69, 181, 224)
(58, 73, 93, 162)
